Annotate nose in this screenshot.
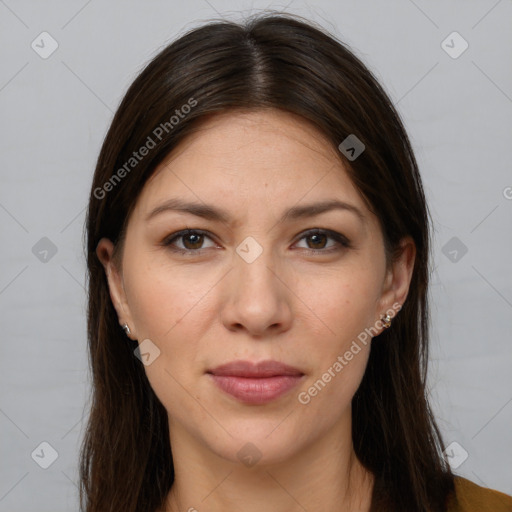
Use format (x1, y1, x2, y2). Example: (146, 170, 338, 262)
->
(220, 246, 293, 337)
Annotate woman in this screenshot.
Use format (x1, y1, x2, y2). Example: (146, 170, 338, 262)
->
(80, 13, 512, 512)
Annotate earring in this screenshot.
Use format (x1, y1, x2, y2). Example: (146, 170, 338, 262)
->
(381, 314, 392, 329)
(122, 323, 131, 336)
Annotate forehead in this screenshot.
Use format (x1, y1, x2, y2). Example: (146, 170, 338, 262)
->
(133, 109, 368, 222)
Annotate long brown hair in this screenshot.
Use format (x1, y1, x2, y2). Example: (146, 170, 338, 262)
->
(81, 12, 454, 511)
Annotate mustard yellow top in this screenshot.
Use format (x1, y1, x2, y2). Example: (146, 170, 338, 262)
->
(446, 477, 512, 511)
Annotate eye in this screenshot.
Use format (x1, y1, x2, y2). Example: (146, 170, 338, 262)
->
(162, 229, 218, 254)
(294, 228, 351, 253)
(161, 228, 351, 255)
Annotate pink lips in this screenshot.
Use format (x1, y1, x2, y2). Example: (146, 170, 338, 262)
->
(207, 360, 304, 404)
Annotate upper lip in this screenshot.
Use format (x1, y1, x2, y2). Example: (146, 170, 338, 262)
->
(207, 360, 304, 378)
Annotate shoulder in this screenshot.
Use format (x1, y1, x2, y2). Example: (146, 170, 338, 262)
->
(445, 476, 512, 512)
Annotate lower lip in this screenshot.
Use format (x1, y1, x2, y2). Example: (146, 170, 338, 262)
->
(209, 374, 304, 404)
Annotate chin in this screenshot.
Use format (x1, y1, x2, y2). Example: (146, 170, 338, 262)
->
(200, 419, 307, 468)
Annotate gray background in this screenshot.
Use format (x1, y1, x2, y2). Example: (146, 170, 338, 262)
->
(1, 1, 511, 510)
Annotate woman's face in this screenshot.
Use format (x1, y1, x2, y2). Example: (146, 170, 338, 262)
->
(98, 109, 413, 466)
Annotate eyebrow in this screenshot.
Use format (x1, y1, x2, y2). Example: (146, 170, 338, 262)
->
(146, 197, 366, 225)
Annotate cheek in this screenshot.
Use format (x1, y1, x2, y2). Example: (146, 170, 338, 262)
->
(296, 265, 382, 348)
(295, 281, 375, 421)
(292, 269, 379, 409)
(295, 342, 370, 444)
(123, 256, 214, 342)
(121, 261, 212, 418)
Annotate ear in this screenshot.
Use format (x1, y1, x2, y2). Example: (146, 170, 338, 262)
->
(375, 236, 416, 328)
(96, 238, 137, 340)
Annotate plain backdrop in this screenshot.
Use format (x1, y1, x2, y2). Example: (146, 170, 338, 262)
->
(1, 1, 511, 510)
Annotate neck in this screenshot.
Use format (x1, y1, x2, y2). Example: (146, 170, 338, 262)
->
(162, 418, 374, 512)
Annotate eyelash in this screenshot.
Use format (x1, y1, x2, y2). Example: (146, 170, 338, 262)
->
(161, 228, 351, 256)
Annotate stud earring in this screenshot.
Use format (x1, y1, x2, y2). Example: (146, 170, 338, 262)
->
(122, 323, 131, 336)
(382, 314, 392, 329)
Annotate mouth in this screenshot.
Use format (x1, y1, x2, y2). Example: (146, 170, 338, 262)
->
(207, 360, 305, 404)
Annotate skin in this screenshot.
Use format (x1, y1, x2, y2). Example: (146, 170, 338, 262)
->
(97, 109, 415, 512)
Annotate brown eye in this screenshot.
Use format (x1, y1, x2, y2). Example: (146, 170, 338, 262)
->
(306, 232, 328, 249)
(181, 232, 204, 250)
(162, 229, 217, 253)
(294, 229, 351, 253)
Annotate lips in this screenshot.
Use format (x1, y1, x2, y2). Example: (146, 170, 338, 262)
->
(207, 360, 304, 404)
(208, 359, 303, 378)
